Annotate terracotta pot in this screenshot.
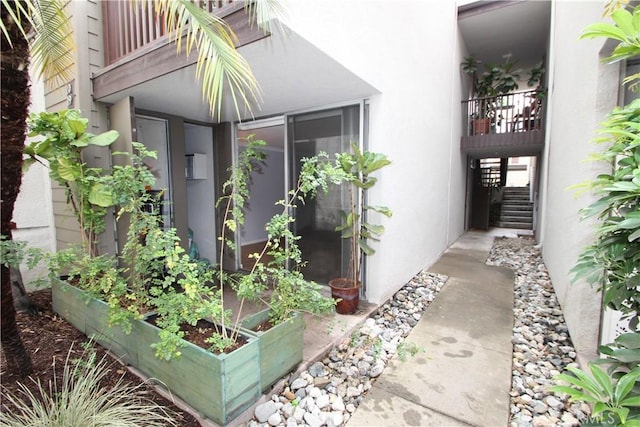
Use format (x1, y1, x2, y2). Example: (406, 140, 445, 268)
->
(473, 118, 491, 135)
(328, 278, 360, 315)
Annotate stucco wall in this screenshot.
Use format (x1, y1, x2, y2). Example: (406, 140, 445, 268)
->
(12, 72, 55, 288)
(13, 139, 56, 288)
(282, 0, 465, 304)
(540, 1, 618, 362)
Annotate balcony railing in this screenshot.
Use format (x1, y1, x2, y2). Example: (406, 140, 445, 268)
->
(102, 0, 236, 66)
(461, 89, 545, 136)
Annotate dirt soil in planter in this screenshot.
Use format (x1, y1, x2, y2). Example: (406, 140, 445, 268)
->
(0, 289, 201, 426)
(147, 316, 248, 354)
(252, 319, 273, 333)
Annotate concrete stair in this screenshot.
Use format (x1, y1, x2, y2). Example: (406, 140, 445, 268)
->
(497, 187, 533, 229)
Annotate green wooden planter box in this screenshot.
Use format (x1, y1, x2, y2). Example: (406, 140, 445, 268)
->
(51, 280, 89, 334)
(51, 281, 262, 426)
(136, 320, 261, 425)
(84, 298, 141, 367)
(242, 309, 304, 391)
(51, 281, 140, 366)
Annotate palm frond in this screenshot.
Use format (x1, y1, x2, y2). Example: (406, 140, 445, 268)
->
(153, 0, 262, 121)
(28, 0, 75, 85)
(1, 0, 36, 47)
(245, 0, 287, 34)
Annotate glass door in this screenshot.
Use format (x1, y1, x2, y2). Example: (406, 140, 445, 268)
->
(136, 115, 173, 228)
(236, 117, 286, 271)
(287, 104, 361, 284)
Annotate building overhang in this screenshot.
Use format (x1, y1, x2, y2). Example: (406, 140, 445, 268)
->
(93, 22, 380, 123)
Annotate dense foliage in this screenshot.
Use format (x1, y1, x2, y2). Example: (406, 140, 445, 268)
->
(554, 5, 640, 426)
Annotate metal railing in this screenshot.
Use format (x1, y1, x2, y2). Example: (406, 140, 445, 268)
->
(462, 89, 545, 136)
(102, 0, 236, 66)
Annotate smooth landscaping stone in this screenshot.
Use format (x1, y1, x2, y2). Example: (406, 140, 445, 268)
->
(255, 401, 279, 423)
(248, 236, 584, 426)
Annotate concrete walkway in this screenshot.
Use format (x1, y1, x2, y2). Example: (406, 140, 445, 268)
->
(348, 230, 518, 426)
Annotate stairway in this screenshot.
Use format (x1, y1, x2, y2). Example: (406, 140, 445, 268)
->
(497, 187, 533, 229)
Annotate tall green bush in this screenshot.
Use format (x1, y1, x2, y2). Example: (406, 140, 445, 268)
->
(571, 4, 640, 333)
(554, 5, 640, 425)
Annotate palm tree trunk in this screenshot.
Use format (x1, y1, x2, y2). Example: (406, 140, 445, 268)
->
(1, 4, 33, 378)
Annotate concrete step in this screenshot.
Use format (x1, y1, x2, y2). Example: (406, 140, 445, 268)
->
(496, 221, 533, 229)
(503, 187, 529, 192)
(503, 203, 530, 208)
(500, 215, 532, 223)
(501, 203, 533, 211)
(501, 211, 532, 218)
(502, 195, 531, 202)
(498, 187, 533, 229)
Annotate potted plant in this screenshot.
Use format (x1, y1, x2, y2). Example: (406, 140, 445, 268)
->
(329, 142, 392, 315)
(461, 54, 522, 134)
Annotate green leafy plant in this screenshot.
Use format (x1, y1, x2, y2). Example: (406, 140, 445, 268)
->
(0, 238, 46, 276)
(333, 142, 392, 289)
(552, 365, 640, 425)
(396, 341, 424, 362)
(553, 335, 640, 425)
(214, 136, 267, 339)
(233, 150, 348, 324)
(461, 54, 521, 99)
(249, 151, 347, 323)
(0, 345, 178, 426)
(461, 54, 545, 125)
(461, 54, 521, 121)
(28, 115, 228, 360)
(571, 3, 640, 332)
(594, 333, 640, 388)
(349, 330, 362, 347)
(25, 110, 119, 256)
(105, 143, 227, 359)
(217, 136, 348, 332)
(581, 6, 640, 91)
(569, 98, 640, 330)
(555, 4, 640, 425)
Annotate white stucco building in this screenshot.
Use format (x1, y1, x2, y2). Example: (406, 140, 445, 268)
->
(27, 0, 631, 364)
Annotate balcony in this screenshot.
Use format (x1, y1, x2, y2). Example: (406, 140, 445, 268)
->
(102, 0, 238, 66)
(461, 89, 545, 157)
(94, 0, 268, 102)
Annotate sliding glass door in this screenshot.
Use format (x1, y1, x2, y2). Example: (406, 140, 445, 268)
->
(136, 115, 172, 228)
(234, 103, 365, 285)
(287, 104, 361, 284)
(236, 118, 286, 271)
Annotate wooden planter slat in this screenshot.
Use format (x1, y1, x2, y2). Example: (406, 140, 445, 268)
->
(136, 320, 261, 425)
(85, 298, 140, 367)
(51, 280, 89, 334)
(242, 309, 304, 391)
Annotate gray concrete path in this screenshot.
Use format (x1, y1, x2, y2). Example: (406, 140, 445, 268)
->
(348, 230, 517, 426)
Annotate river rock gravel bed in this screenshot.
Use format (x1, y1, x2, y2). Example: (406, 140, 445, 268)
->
(487, 236, 586, 427)
(248, 236, 586, 426)
(248, 270, 448, 427)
